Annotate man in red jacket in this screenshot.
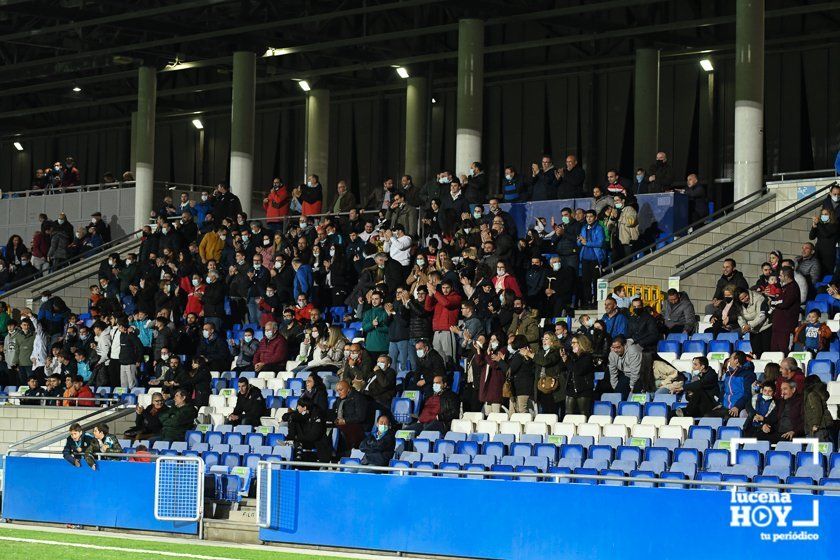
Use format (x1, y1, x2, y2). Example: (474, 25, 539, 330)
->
(774, 357, 805, 400)
(425, 279, 462, 367)
(263, 178, 290, 230)
(252, 321, 288, 372)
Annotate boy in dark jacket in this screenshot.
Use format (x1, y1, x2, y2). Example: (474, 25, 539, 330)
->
(63, 423, 96, 467)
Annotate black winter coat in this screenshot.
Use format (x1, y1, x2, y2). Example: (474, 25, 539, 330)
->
(500, 352, 535, 398)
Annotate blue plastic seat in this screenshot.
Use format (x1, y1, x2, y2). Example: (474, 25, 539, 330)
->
(588, 445, 614, 463)
(657, 340, 681, 354)
(592, 401, 615, 417)
(734, 340, 752, 353)
(717, 426, 742, 442)
(666, 333, 688, 344)
(766, 450, 793, 470)
(807, 359, 834, 376)
(645, 446, 671, 466)
(703, 448, 730, 470)
(489, 464, 516, 480)
(224, 433, 244, 446)
(482, 441, 506, 461)
(616, 446, 642, 466)
(673, 447, 701, 466)
(572, 467, 600, 485)
(715, 332, 739, 344)
(689, 333, 713, 343)
(456, 440, 480, 458)
(511, 442, 534, 458)
(617, 401, 642, 419)
(629, 470, 657, 487)
(434, 439, 456, 457)
(688, 425, 715, 442)
(806, 301, 830, 315)
(534, 443, 559, 466)
(682, 340, 706, 354)
(708, 340, 731, 353)
(202, 451, 220, 470)
(600, 392, 622, 405)
(644, 402, 669, 418)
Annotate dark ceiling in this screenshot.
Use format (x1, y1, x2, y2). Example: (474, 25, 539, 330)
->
(1, 0, 838, 139)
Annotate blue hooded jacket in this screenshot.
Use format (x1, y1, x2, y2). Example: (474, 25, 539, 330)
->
(721, 361, 756, 410)
(577, 222, 607, 263)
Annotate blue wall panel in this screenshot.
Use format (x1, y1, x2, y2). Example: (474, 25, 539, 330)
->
(501, 192, 687, 240)
(2, 457, 198, 535)
(260, 470, 838, 560)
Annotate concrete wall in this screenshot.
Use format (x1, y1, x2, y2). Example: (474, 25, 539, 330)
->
(0, 405, 134, 454)
(612, 177, 836, 306)
(0, 187, 135, 244)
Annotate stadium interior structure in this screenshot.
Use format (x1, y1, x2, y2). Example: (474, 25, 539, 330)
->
(0, 1, 839, 559)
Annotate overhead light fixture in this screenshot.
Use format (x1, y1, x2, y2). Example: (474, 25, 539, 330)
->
(298, 80, 311, 92)
(191, 118, 204, 130)
(72, 86, 82, 93)
(395, 66, 409, 79)
(264, 47, 291, 57)
(13, 142, 23, 151)
(699, 58, 714, 72)
(431, 97, 437, 104)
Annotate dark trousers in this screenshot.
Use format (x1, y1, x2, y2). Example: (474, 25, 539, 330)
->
(580, 260, 599, 307)
(461, 383, 482, 414)
(537, 392, 560, 415)
(405, 420, 446, 435)
(748, 328, 771, 357)
(564, 396, 591, 416)
(680, 390, 721, 417)
(107, 360, 121, 387)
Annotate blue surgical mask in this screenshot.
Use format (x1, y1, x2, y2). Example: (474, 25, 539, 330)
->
(377, 424, 388, 435)
(244, 335, 253, 343)
(821, 215, 830, 223)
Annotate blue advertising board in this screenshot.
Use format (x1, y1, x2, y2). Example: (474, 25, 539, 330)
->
(1, 456, 198, 535)
(501, 192, 687, 239)
(260, 470, 837, 560)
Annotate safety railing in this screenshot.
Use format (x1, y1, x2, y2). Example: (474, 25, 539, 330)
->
(1, 396, 122, 405)
(674, 181, 837, 277)
(622, 283, 665, 313)
(0, 226, 145, 300)
(602, 187, 769, 277)
(770, 169, 838, 181)
(2, 180, 136, 199)
(5, 401, 132, 456)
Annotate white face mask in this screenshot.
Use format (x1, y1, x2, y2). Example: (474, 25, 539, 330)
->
(416, 348, 426, 358)
(263, 238, 271, 246)
(490, 341, 499, 350)
(552, 262, 561, 271)
(219, 235, 227, 241)
(832, 195, 840, 202)
(160, 353, 170, 361)
(244, 335, 253, 342)
(416, 259, 425, 267)
(432, 383, 442, 394)
(505, 174, 512, 181)
(191, 278, 200, 287)
(497, 269, 505, 277)
(542, 343, 551, 352)
(376, 362, 386, 370)
(507, 344, 515, 353)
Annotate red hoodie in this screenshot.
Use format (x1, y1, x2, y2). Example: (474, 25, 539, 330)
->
(425, 289, 462, 332)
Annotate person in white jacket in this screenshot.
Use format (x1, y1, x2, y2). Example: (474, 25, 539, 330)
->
(19, 308, 47, 370)
(383, 223, 412, 269)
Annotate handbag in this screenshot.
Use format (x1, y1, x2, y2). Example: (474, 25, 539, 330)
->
(537, 376, 558, 394)
(502, 376, 513, 399)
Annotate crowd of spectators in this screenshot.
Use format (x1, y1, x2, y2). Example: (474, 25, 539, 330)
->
(4, 153, 834, 467)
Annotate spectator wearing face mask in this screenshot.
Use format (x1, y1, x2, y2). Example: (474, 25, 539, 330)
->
(492, 261, 522, 298)
(230, 328, 259, 370)
(359, 415, 396, 466)
(251, 321, 287, 372)
(364, 355, 397, 410)
(645, 152, 674, 193)
(501, 166, 526, 203)
(404, 374, 460, 434)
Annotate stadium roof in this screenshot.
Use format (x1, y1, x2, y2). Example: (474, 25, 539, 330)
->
(0, 0, 838, 138)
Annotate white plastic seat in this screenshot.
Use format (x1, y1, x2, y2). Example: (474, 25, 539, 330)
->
(551, 423, 576, 439)
(476, 420, 500, 435)
(450, 419, 474, 434)
(210, 371, 221, 379)
(587, 415, 613, 427)
(562, 414, 588, 426)
(787, 351, 811, 365)
(461, 412, 484, 424)
(601, 424, 629, 441)
(137, 393, 152, 408)
(486, 412, 510, 423)
(499, 421, 523, 436)
(657, 424, 686, 442)
(679, 352, 702, 361)
(510, 412, 535, 424)
(248, 378, 267, 389)
(273, 408, 289, 421)
(209, 413, 226, 426)
(257, 371, 277, 380)
(208, 395, 227, 410)
(759, 351, 785, 363)
(148, 387, 162, 396)
(668, 416, 695, 429)
(640, 416, 667, 428)
(278, 371, 296, 382)
(266, 379, 284, 391)
(630, 424, 658, 440)
(576, 423, 601, 440)
(657, 352, 678, 363)
(524, 422, 548, 436)
(612, 415, 639, 428)
(534, 413, 558, 425)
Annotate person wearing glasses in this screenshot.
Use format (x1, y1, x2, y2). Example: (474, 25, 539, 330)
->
(124, 393, 169, 442)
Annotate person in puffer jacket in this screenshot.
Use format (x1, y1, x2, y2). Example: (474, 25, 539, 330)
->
(715, 351, 756, 418)
(576, 210, 607, 308)
(662, 289, 698, 334)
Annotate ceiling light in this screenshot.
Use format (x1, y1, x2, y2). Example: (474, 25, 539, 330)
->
(431, 97, 437, 104)
(395, 66, 409, 79)
(699, 59, 714, 72)
(13, 142, 23, 151)
(72, 86, 82, 93)
(264, 47, 291, 57)
(298, 80, 311, 92)
(191, 118, 204, 130)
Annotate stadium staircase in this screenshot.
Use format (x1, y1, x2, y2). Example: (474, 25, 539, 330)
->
(0, 229, 143, 313)
(601, 177, 839, 308)
(203, 500, 260, 544)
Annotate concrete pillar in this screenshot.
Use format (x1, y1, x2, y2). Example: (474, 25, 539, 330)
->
(230, 51, 256, 215)
(734, 0, 764, 201)
(698, 72, 715, 200)
(134, 66, 156, 230)
(305, 89, 330, 201)
(129, 111, 138, 178)
(633, 48, 660, 169)
(405, 77, 429, 187)
(455, 19, 484, 178)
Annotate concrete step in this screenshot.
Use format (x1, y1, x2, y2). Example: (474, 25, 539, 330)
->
(202, 518, 260, 545)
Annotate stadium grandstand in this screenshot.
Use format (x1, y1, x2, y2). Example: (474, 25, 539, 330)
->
(0, 1, 840, 559)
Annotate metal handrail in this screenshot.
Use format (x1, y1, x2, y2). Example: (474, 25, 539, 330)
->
(258, 459, 830, 492)
(6, 401, 127, 454)
(3, 396, 122, 404)
(770, 169, 837, 180)
(602, 188, 767, 274)
(675, 181, 837, 271)
(2, 180, 136, 199)
(0, 227, 144, 299)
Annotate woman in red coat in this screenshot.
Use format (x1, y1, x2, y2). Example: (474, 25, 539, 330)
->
(475, 333, 507, 414)
(300, 176, 323, 216)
